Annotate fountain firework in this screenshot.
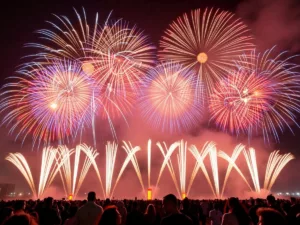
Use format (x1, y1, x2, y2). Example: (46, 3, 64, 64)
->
(6, 141, 294, 199)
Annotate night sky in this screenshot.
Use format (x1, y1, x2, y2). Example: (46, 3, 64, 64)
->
(0, 0, 299, 197)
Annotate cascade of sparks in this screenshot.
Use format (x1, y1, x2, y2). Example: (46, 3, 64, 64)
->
(106, 142, 118, 198)
(155, 141, 181, 198)
(56, 144, 98, 199)
(218, 145, 253, 197)
(80, 144, 105, 198)
(5, 153, 37, 199)
(188, 142, 217, 197)
(147, 139, 151, 188)
(110, 141, 144, 198)
(208, 145, 220, 198)
(177, 140, 187, 199)
(264, 151, 295, 191)
(244, 148, 261, 193)
(5, 140, 296, 198)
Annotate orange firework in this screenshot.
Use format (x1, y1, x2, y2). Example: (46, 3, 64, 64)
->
(159, 8, 254, 94)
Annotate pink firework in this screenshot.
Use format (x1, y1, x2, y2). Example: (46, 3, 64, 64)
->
(139, 62, 203, 133)
(209, 69, 273, 135)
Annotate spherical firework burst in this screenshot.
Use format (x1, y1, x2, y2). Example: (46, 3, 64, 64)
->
(89, 19, 156, 93)
(209, 69, 273, 135)
(139, 62, 203, 133)
(210, 47, 300, 142)
(0, 60, 96, 146)
(159, 8, 254, 94)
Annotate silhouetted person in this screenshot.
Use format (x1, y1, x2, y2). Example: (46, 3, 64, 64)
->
(144, 204, 159, 225)
(200, 200, 209, 225)
(209, 203, 222, 225)
(75, 192, 103, 225)
(126, 201, 144, 225)
(64, 205, 78, 225)
(98, 206, 121, 225)
(257, 207, 286, 225)
(160, 194, 193, 225)
(14, 200, 26, 215)
(3, 214, 38, 225)
(221, 197, 251, 225)
(266, 194, 284, 215)
(248, 198, 263, 225)
(0, 207, 13, 224)
(117, 201, 127, 225)
(287, 197, 300, 225)
(38, 197, 61, 225)
(181, 198, 199, 225)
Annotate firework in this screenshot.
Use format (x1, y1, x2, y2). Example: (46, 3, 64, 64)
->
(1, 60, 97, 146)
(140, 62, 203, 133)
(80, 144, 105, 197)
(88, 20, 155, 120)
(156, 141, 181, 197)
(177, 140, 187, 199)
(244, 148, 261, 193)
(218, 144, 253, 197)
(147, 139, 151, 188)
(159, 8, 254, 94)
(264, 151, 294, 191)
(6, 146, 69, 198)
(209, 69, 272, 136)
(6, 153, 37, 199)
(89, 19, 156, 92)
(237, 48, 300, 142)
(110, 141, 144, 198)
(210, 48, 300, 142)
(106, 142, 118, 198)
(57, 144, 99, 199)
(188, 142, 219, 198)
(25, 8, 102, 63)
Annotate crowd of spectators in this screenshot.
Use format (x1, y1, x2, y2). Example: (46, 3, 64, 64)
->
(0, 192, 299, 225)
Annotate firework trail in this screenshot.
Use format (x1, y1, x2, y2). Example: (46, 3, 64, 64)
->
(6, 153, 37, 199)
(106, 142, 118, 198)
(177, 140, 187, 199)
(155, 141, 181, 197)
(244, 148, 261, 193)
(218, 144, 253, 197)
(159, 8, 254, 94)
(0, 60, 97, 147)
(6, 146, 70, 198)
(57, 144, 98, 198)
(110, 141, 144, 198)
(79, 144, 105, 197)
(188, 142, 219, 198)
(147, 139, 151, 188)
(264, 151, 294, 191)
(140, 62, 203, 133)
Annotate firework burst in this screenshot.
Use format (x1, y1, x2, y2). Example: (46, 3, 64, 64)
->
(210, 48, 300, 142)
(0, 60, 96, 146)
(139, 62, 203, 133)
(159, 8, 254, 94)
(25, 7, 103, 65)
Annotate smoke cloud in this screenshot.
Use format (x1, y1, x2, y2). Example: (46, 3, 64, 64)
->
(237, 0, 300, 53)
